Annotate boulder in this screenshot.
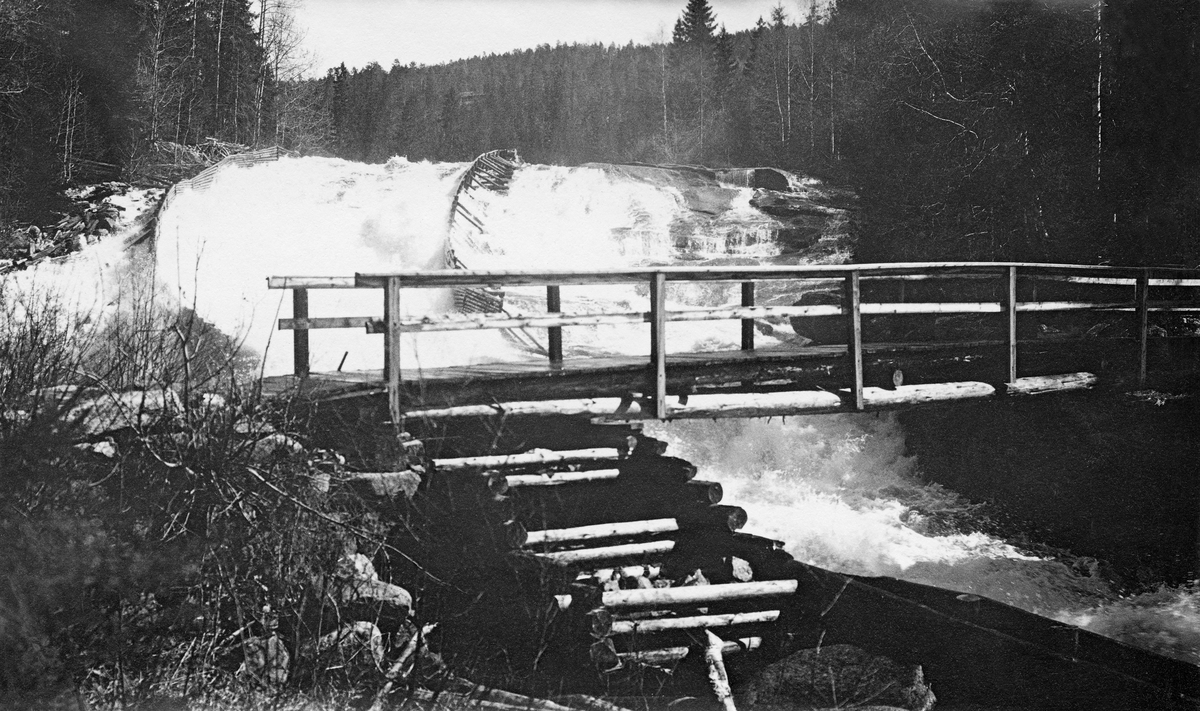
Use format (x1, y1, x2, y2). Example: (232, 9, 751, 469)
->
(347, 470, 422, 500)
(333, 553, 413, 631)
(250, 433, 304, 462)
(739, 644, 935, 711)
(307, 621, 384, 675)
(239, 634, 289, 686)
(65, 389, 181, 437)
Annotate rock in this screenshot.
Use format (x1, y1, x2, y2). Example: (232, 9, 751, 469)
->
(347, 470, 421, 500)
(740, 644, 935, 711)
(239, 634, 289, 686)
(334, 553, 413, 630)
(73, 440, 117, 458)
(65, 389, 181, 437)
(310, 621, 384, 672)
(789, 290, 845, 345)
(730, 557, 754, 582)
(250, 433, 304, 462)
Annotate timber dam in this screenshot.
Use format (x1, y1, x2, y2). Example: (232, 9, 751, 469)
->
(13, 150, 1200, 709)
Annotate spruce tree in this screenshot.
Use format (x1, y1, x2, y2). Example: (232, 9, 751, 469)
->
(672, 0, 717, 45)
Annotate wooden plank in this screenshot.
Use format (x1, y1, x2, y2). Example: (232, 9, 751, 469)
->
(547, 285, 563, 367)
(384, 277, 403, 427)
(267, 276, 357, 289)
(1137, 269, 1150, 387)
(845, 271, 863, 411)
(650, 272, 667, 419)
(351, 261, 1200, 288)
(1006, 266, 1017, 384)
(293, 288, 309, 378)
(741, 282, 755, 351)
(279, 316, 375, 330)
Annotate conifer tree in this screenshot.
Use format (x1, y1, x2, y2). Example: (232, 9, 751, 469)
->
(672, 0, 717, 45)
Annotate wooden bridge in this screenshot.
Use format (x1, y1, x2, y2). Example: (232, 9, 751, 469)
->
(263, 262, 1200, 424)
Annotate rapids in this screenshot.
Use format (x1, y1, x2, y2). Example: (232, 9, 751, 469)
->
(12, 154, 1200, 667)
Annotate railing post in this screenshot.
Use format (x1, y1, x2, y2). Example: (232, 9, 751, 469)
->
(649, 272, 668, 419)
(547, 285, 563, 368)
(741, 281, 755, 351)
(844, 271, 863, 411)
(1005, 266, 1017, 384)
(1137, 268, 1150, 387)
(384, 276, 403, 428)
(293, 287, 310, 378)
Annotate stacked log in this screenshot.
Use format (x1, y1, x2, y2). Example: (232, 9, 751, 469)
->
(422, 433, 799, 682)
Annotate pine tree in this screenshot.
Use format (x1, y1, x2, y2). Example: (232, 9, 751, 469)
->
(672, 0, 717, 45)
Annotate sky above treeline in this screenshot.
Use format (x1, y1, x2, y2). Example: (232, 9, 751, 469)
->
(293, 0, 805, 73)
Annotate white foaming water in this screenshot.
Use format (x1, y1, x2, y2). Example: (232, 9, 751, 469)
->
(648, 416, 1200, 664)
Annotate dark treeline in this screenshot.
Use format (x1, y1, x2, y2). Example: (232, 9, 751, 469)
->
(0, 0, 319, 221)
(2, 0, 1199, 266)
(315, 0, 1200, 266)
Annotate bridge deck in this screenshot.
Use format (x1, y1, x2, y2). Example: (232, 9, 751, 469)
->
(260, 335, 1143, 412)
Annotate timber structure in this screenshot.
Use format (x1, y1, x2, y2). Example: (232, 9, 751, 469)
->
(276, 262, 1200, 708)
(264, 262, 1200, 426)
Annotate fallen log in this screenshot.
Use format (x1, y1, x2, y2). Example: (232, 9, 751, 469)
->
(618, 636, 762, 666)
(617, 456, 698, 482)
(525, 518, 678, 547)
(536, 540, 675, 565)
(1005, 372, 1098, 396)
(602, 580, 797, 610)
(408, 687, 578, 711)
(505, 469, 620, 487)
(704, 630, 738, 711)
(434, 447, 623, 471)
(608, 610, 780, 635)
(677, 505, 748, 532)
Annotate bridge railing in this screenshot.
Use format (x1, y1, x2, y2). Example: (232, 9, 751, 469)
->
(267, 263, 1200, 423)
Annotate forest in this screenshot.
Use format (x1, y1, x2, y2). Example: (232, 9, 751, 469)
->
(2, 0, 1199, 265)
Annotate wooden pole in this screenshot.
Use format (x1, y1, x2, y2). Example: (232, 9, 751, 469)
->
(292, 287, 309, 378)
(741, 281, 755, 351)
(1006, 266, 1018, 384)
(844, 271, 863, 411)
(536, 540, 675, 564)
(547, 285, 563, 368)
(704, 630, 738, 711)
(607, 610, 780, 635)
(602, 580, 797, 609)
(1137, 268, 1150, 386)
(384, 277, 403, 427)
(433, 448, 622, 471)
(505, 469, 621, 488)
(524, 518, 678, 547)
(650, 272, 667, 419)
(618, 637, 761, 665)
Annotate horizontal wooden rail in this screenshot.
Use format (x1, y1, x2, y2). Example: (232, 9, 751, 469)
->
(266, 261, 1200, 421)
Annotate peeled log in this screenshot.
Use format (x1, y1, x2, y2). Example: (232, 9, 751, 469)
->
(1005, 372, 1098, 396)
(619, 637, 762, 665)
(705, 630, 738, 711)
(609, 610, 780, 635)
(602, 579, 798, 610)
(860, 381, 996, 408)
(525, 518, 678, 546)
(506, 469, 620, 487)
(536, 540, 675, 564)
(434, 447, 622, 471)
